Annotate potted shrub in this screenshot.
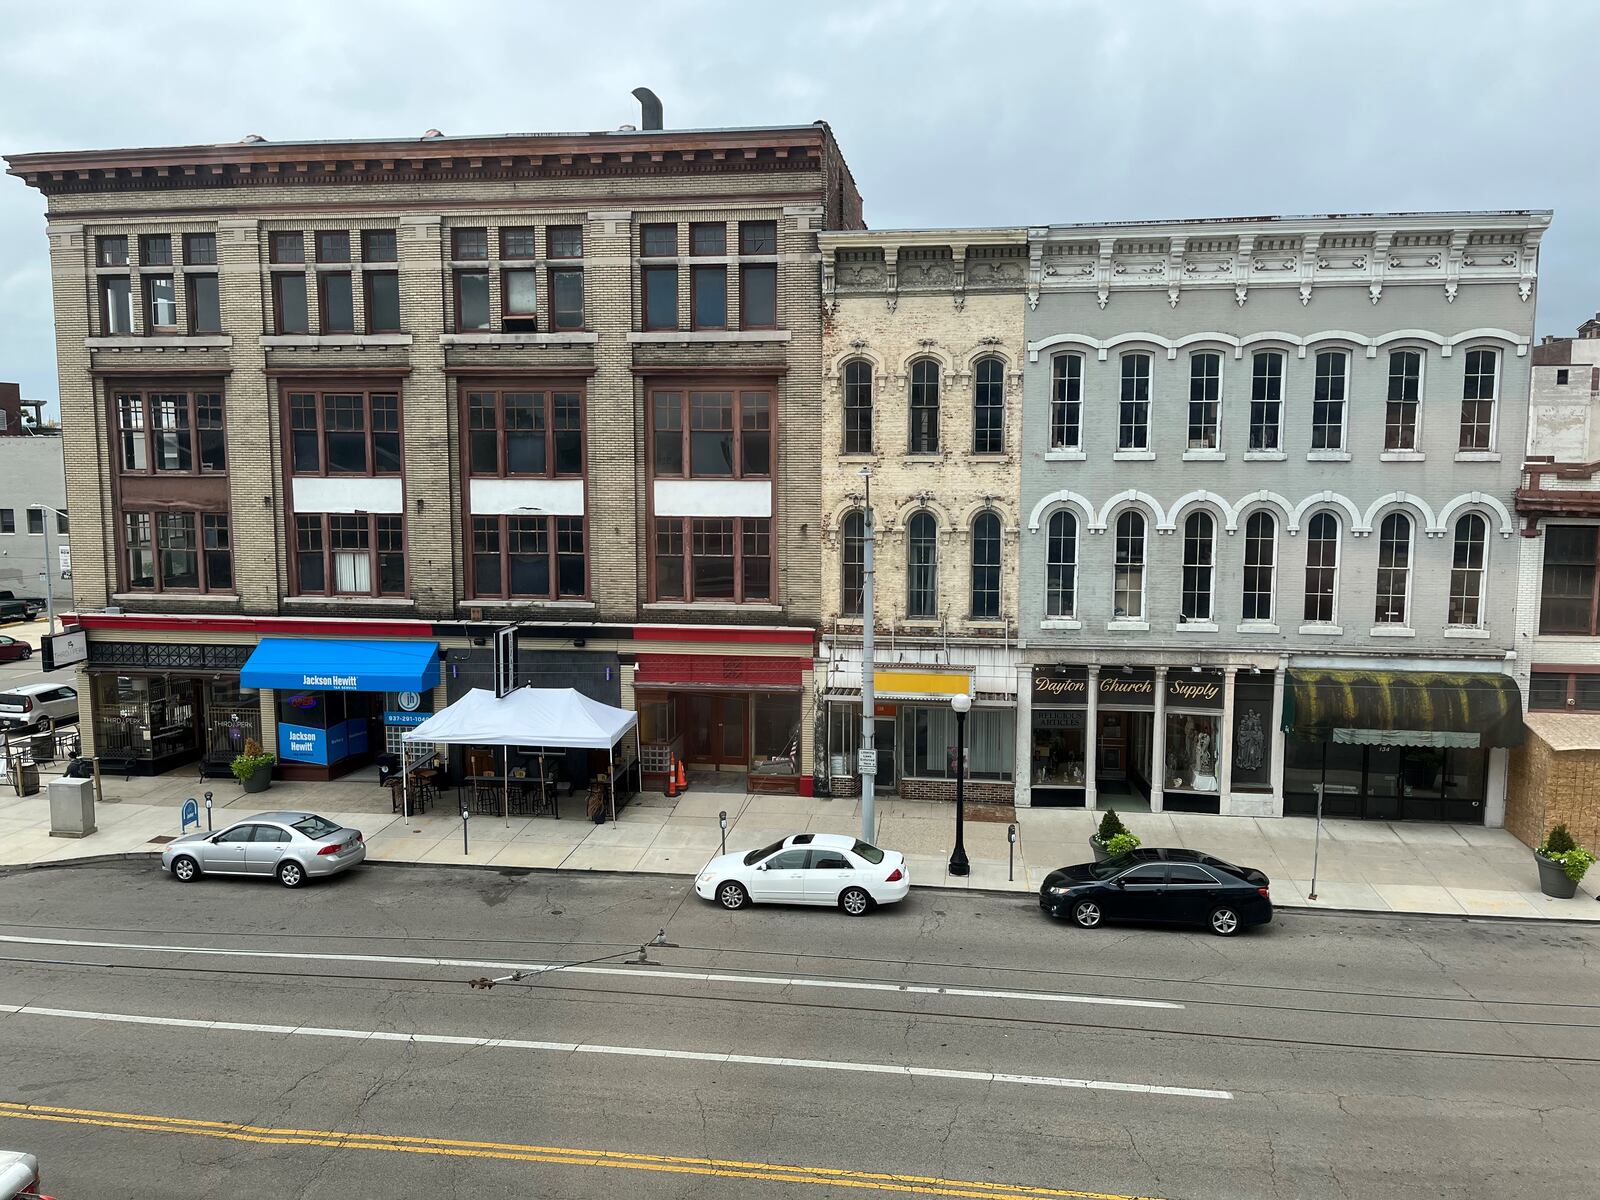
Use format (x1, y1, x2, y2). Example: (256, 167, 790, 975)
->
(1534, 824, 1596, 900)
(1090, 810, 1140, 863)
(231, 738, 276, 794)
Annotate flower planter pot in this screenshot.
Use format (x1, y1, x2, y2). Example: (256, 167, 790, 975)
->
(240, 768, 271, 795)
(1535, 851, 1579, 899)
(1090, 837, 1110, 863)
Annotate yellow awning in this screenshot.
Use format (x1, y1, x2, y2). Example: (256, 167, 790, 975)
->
(873, 670, 972, 701)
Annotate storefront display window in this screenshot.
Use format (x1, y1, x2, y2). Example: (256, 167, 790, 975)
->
(92, 674, 201, 767)
(900, 705, 1013, 781)
(1031, 708, 1086, 786)
(826, 703, 860, 777)
(1164, 713, 1220, 793)
(751, 693, 801, 773)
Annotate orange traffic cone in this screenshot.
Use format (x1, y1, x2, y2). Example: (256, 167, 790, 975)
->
(665, 757, 679, 798)
(676, 758, 689, 794)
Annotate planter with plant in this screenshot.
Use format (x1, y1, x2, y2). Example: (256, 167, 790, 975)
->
(1090, 809, 1141, 862)
(1534, 824, 1596, 900)
(231, 738, 276, 794)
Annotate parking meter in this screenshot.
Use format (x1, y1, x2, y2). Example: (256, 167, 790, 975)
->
(719, 809, 728, 856)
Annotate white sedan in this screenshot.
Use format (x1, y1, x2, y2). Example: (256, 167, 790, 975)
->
(695, 832, 909, 915)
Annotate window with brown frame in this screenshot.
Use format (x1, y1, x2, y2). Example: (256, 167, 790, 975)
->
(140, 234, 172, 267)
(100, 276, 134, 335)
(316, 231, 350, 263)
(690, 223, 726, 256)
(1530, 670, 1600, 712)
(319, 272, 355, 334)
(96, 235, 129, 267)
(452, 227, 488, 261)
(740, 264, 777, 329)
(466, 389, 583, 477)
(641, 223, 677, 257)
(739, 220, 777, 255)
(550, 266, 584, 330)
(269, 232, 305, 264)
(650, 388, 770, 478)
(1540, 525, 1600, 635)
(183, 233, 216, 265)
(272, 272, 309, 334)
(548, 226, 583, 259)
(143, 274, 177, 332)
(286, 390, 401, 475)
(294, 513, 405, 596)
(364, 272, 400, 333)
(455, 269, 490, 331)
(502, 268, 538, 332)
(469, 514, 586, 599)
(643, 266, 678, 330)
(652, 516, 771, 603)
(122, 510, 233, 593)
(360, 229, 397, 262)
(499, 227, 537, 260)
(187, 275, 221, 335)
(114, 390, 226, 475)
(691, 265, 726, 329)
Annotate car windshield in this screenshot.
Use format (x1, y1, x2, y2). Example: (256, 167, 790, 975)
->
(742, 839, 787, 866)
(851, 840, 885, 865)
(290, 815, 340, 839)
(1086, 852, 1142, 880)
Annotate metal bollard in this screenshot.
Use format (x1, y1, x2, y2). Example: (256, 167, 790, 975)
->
(1007, 822, 1017, 882)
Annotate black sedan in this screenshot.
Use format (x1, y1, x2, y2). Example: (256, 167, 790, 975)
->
(1039, 848, 1273, 936)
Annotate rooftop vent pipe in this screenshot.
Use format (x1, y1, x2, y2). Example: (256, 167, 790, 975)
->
(632, 88, 663, 131)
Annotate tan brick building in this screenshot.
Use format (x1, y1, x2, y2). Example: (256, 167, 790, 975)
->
(7, 114, 860, 788)
(814, 229, 1028, 802)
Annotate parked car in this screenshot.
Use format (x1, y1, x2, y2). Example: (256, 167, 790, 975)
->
(162, 811, 366, 889)
(0, 592, 42, 621)
(0, 1149, 49, 1199)
(0, 636, 33, 663)
(0, 683, 78, 735)
(1039, 849, 1273, 936)
(696, 832, 909, 915)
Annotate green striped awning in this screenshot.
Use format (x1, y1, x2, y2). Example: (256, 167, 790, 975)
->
(1282, 669, 1524, 749)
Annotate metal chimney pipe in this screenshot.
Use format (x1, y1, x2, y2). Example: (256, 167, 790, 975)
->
(632, 88, 663, 131)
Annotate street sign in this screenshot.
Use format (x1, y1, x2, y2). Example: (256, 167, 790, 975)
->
(180, 799, 200, 832)
(857, 748, 878, 775)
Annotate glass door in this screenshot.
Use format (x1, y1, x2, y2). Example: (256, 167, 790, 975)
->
(718, 695, 747, 766)
(874, 716, 896, 792)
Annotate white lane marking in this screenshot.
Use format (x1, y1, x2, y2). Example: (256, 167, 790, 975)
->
(0, 1002, 1230, 1100)
(0, 934, 1183, 1010)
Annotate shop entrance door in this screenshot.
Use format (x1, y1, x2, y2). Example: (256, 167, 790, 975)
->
(874, 716, 897, 793)
(682, 694, 748, 769)
(1097, 713, 1127, 783)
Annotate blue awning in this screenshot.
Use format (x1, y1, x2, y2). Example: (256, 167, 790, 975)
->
(240, 638, 440, 693)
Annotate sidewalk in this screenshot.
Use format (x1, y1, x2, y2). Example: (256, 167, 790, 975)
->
(1, 769, 1595, 920)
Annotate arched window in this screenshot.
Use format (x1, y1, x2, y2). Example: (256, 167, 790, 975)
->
(840, 510, 865, 617)
(908, 359, 940, 454)
(970, 510, 1001, 618)
(1385, 350, 1423, 451)
(1187, 352, 1221, 450)
(1449, 513, 1488, 627)
(1181, 511, 1215, 622)
(906, 510, 938, 618)
(1312, 350, 1348, 450)
(1046, 510, 1077, 618)
(973, 358, 1004, 454)
(1113, 510, 1146, 619)
(1249, 350, 1285, 451)
(1303, 512, 1340, 624)
(1242, 511, 1277, 622)
(1118, 353, 1151, 450)
(1050, 354, 1083, 449)
(1460, 348, 1498, 451)
(843, 360, 873, 455)
(1375, 512, 1412, 625)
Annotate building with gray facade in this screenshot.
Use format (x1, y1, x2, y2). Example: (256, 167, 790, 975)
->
(1014, 211, 1549, 827)
(0, 382, 70, 609)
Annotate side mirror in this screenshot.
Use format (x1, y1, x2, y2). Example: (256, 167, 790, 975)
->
(1114, 877, 1127, 889)
(755, 863, 767, 872)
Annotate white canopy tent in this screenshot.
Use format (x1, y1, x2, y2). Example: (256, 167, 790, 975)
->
(400, 687, 640, 823)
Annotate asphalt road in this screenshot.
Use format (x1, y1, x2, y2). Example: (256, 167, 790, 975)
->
(0, 860, 1595, 1199)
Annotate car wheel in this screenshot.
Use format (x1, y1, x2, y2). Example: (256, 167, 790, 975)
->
(171, 855, 199, 883)
(277, 861, 306, 889)
(839, 887, 872, 916)
(1209, 907, 1241, 937)
(716, 881, 748, 910)
(20, 646, 31, 659)
(1071, 899, 1103, 929)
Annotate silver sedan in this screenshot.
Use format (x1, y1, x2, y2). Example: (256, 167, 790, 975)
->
(161, 811, 366, 889)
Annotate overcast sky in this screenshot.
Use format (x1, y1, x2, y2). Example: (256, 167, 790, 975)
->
(2, 0, 1594, 407)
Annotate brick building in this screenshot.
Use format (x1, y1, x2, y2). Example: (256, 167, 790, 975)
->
(6, 108, 860, 784)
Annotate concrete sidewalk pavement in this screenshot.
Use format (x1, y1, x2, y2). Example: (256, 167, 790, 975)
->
(1, 768, 1595, 920)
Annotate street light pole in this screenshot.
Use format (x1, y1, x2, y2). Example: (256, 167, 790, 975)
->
(948, 693, 971, 877)
(858, 468, 878, 844)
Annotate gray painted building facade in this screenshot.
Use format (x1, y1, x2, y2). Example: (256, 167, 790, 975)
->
(0, 431, 70, 607)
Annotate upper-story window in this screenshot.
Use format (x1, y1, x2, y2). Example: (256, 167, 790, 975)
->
(143, 273, 177, 333)
(140, 234, 172, 266)
(124, 511, 233, 594)
(287, 390, 401, 475)
(96, 235, 129, 267)
(1113, 510, 1146, 619)
(840, 510, 865, 617)
(1045, 510, 1077, 618)
(548, 225, 586, 331)
(1312, 350, 1347, 450)
(471, 515, 585, 600)
(652, 515, 771, 603)
(467, 390, 583, 477)
(294, 513, 405, 597)
(270, 232, 305, 264)
(970, 510, 1001, 619)
(272, 268, 309, 335)
(908, 359, 940, 454)
(316, 231, 350, 263)
(1385, 350, 1423, 451)
(1459, 348, 1498, 451)
(1374, 512, 1412, 625)
(1118, 353, 1151, 451)
(115, 390, 226, 475)
(1180, 511, 1215, 622)
(1242, 511, 1276, 622)
(691, 265, 726, 330)
(500, 228, 538, 260)
(740, 220, 778, 329)
(187, 273, 221, 335)
(452, 228, 489, 260)
(1449, 513, 1488, 627)
(1539, 525, 1600, 635)
(1303, 511, 1340, 624)
(973, 358, 1004, 454)
(641, 223, 679, 331)
(1249, 351, 1284, 452)
(361, 230, 396, 262)
(454, 266, 490, 332)
(183, 233, 216, 265)
(1050, 354, 1082, 450)
(100, 275, 134, 335)
(1187, 352, 1221, 450)
(906, 510, 939, 619)
(1557, 368, 1570, 386)
(651, 389, 770, 478)
(843, 360, 873, 454)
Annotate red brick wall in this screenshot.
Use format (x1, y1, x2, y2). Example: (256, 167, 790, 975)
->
(897, 778, 1015, 805)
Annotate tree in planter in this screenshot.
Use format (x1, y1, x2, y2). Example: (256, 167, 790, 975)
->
(1093, 809, 1127, 847)
(231, 737, 277, 789)
(1539, 824, 1597, 884)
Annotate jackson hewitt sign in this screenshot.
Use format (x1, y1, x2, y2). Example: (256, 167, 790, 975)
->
(1033, 669, 1223, 709)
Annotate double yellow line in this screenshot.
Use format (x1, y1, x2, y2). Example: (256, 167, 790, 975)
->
(0, 1100, 1164, 1199)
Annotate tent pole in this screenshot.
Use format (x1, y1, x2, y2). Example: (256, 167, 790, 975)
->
(402, 741, 410, 826)
(609, 744, 616, 823)
(503, 743, 509, 827)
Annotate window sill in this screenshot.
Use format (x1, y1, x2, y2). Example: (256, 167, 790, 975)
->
(1107, 619, 1150, 632)
(1040, 618, 1082, 630)
(1112, 450, 1155, 462)
(628, 330, 791, 344)
(469, 598, 597, 611)
(1369, 625, 1416, 638)
(1454, 450, 1501, 463)
(1297, 623, 1344, 636)
(643, 601, 784, 614)
(260, 334, 414, 347)
(1236, 621, 1280, 635)
(1044, 448, 1086, 461)
(282, 595, 417, 608)
(1244, 450, 1286, 461)
(1182, 449, 1226, 462)
(1174, 621, 1218, 633)
(440, 332, 598, 346)
(1307, 449, 1351, 462)
(111, 592, 240, 604)
(1442, 626, 1491, 639)
(1379, 450, 1425, 462)
(87, 335, 233, 349)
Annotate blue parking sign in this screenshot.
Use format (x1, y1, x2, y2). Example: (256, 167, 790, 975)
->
(181, 799, 200, 832)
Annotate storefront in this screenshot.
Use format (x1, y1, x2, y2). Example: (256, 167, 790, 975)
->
(84, 640, 257, 776)
(1029, 668, 1089, 806)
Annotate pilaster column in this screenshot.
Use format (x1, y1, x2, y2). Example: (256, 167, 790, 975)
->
(1150, 666, 1167, 813)
(1084, 665, 1100, 811)
(1014, 662, 1033, 808)
(1269, 664, 1287, 817)
(1219, 667, 1237, 816)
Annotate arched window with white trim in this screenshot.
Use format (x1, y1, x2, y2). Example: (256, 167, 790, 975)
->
(1113, 509, 1146, 619)
(1118, 353, 1151, 450)
(1460, 348, 1498, 451)
(1181, 510, 1215, 622)
(973, 358, 1004, 454)
(1187, 352, 1221, 451)
(840, 509, 865, 617)
(842, 359, 873, 454)
(1242, 510, 1277, 622)
(1050, 354, 1083, 449)
(1249, 350, 1285, 451)
(969, 510, 1002, 618)
(1046, 509, 1077, 617)
(1303, 511, 1340, 624)
(1449, 512, 1488, 627)
(906, 510, 938, 618)
(1374, 512, 1412, 625)
(1385, 350, 1423, 451)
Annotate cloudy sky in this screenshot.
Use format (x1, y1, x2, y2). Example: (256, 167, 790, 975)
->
(1, 0, 1593, 406)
